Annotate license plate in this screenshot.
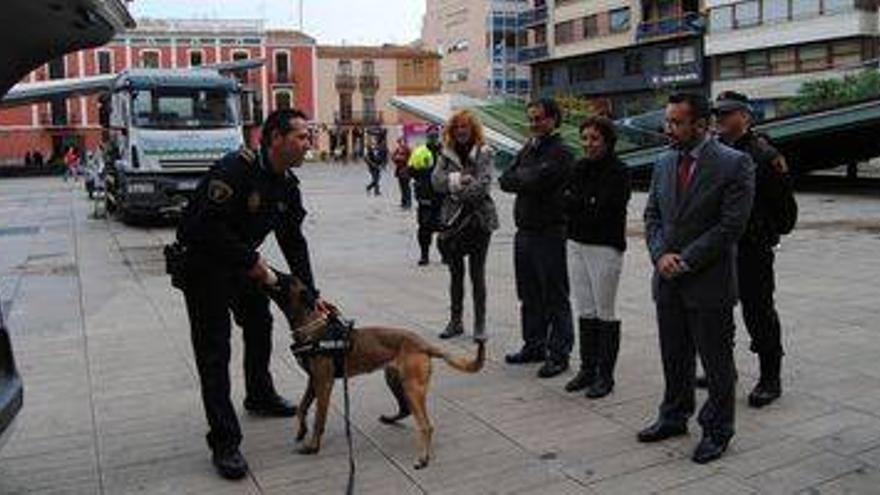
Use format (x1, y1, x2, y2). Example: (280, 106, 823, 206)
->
(177, 180, 199, 191)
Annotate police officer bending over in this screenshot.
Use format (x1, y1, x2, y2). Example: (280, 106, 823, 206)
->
(712, 91, 794, 408)
(171, 109, 329, 480)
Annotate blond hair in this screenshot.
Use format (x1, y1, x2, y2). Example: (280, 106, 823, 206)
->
(443, 109, 486, 149)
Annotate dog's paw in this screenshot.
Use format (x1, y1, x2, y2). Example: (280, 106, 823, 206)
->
(413, 457, 429, 470)
(295, 427, 308, 441)
(298, 444, 319, 455)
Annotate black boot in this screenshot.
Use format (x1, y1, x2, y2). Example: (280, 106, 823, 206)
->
(586, 320, 620, 399)
(748, 353, 782, 408)
(212, 447, 249, 480)
(439, 317, 464, 339)
(565, 318, 598, 392)
(473, 295, 487, 343)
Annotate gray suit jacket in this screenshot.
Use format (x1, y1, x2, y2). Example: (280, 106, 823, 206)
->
(644, 138, 756, 309)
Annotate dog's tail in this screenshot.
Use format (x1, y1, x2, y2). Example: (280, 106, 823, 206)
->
(429, 341, 485, 373)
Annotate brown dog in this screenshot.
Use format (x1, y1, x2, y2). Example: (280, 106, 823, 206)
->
(266, 272, 485, 469)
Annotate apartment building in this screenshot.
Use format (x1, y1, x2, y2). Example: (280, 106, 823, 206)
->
(421, 0, 532, 97)
(522, 0, 707, 117)
(706, 0, 879, 118)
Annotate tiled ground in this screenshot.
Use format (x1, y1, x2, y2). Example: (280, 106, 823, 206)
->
(2, 165, 880, 494)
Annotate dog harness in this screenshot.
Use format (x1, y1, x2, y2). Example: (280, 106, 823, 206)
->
(290, 315, 355, 379)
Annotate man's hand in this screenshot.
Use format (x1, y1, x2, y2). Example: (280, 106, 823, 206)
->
(314, 298, 336, 316)
(247, 257, 278, 286)
(657, 253, 685, 280)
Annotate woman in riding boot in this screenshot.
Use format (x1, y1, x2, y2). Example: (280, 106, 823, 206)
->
(432, 110, 499, 343)
(563, 116, 631, 399)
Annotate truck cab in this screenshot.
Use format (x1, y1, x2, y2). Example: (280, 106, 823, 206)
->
(102, 69, 245, 220)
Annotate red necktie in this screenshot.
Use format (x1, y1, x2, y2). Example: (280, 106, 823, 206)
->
(677, 153, 695, 193)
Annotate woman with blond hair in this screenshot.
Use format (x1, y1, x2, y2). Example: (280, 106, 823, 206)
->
(432, 110, 499, 342)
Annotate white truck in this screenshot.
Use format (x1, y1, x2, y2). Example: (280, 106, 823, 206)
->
(100, 68, 245, 221)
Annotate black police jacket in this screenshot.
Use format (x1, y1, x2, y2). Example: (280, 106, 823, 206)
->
(727, 131, 791, 247)
(499, 133, 573, 235)
(563, 153, 631, 252)
(176, 148, 318, 294)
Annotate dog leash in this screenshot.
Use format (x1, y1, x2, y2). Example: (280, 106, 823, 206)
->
(342, 346, 355, 495)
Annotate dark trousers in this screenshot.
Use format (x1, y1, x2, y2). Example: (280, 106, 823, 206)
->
(417, 203, 437, 260)
(183, 269, 278, 452)
(398, 176, 412, 208)
(514, 230, 574, 362)
(656, 287, 736, 441)
(738, 242, 783, 357)
(447, 232, 491, 324)
(366, 167, 381, 195)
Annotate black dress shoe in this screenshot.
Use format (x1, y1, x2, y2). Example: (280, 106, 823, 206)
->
(537, 360, 569, 378)
(212, 448, 248, 480)
(748, 381, 781, 408)
(692, 435, 730, 464)
(244, 395, 297, 417)
(439, 320, 464, 339)
(637, 421, 688, 443)
(505, 350, 544, 365)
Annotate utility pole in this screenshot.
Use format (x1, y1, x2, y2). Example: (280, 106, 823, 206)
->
(298, 0, 304, 31)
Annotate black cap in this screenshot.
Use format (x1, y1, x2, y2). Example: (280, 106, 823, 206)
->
(713, 91, 752, 115)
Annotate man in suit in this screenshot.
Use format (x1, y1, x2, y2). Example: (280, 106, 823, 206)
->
(639, 93, 755, 464)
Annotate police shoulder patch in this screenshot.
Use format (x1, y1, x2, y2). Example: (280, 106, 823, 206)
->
(208, 179, 234, 203)
(239, 147, 256, 165)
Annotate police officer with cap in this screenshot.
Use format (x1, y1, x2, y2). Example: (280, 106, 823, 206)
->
(712, 91, 791, 408)
(173, 108, 329, 479)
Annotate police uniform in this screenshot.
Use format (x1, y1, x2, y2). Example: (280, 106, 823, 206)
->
(175, 147, 317, 454)
(727, 131, 789, 361)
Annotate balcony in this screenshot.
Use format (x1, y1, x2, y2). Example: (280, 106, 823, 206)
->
(335, 74, 356, 92)
(517, 45, 549, 64)
(359, 74, 380, 92)
(518, 6, 548, 28)
(274, 72, 291, 85)
(334, 110, 384, 125)
(636, 12, 704, 42)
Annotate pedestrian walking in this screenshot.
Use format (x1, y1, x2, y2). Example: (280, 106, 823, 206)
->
(392, 137, 413, 209)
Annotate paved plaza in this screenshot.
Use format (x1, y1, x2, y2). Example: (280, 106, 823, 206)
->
(2, 165, 880, 494)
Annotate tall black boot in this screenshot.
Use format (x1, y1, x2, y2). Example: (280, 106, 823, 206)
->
(565, 318, 598, 392)
(586, 320, 620, 399)
(473, 293, 487, 343)
(748, 353, 782, 408)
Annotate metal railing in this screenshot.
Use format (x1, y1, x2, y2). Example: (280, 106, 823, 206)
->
(335, 74, 356, 92)
(358, 74, 380, 92)
(334, 110, 383, 125)
(518, 6, 548, 28)
(636, 12, 704, 42)
(517, 45, 549, 63)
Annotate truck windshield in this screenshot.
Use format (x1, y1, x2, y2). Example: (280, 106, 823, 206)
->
(130, 87, 239, 129)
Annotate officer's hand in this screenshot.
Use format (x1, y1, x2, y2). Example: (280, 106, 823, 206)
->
(657, 253, 684, 280)
(315, 298, 336, 316)
(248, 258, 278, 286)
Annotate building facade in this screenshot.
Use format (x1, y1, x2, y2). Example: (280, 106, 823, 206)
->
(524, 0, 707, 118)
(314, 45, 440, 152)
(705, 0, 879, 118)
(0, 19, 317, 163)
(421, 0, 532, 98)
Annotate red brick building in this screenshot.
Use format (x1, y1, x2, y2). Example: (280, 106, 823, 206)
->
(0, 19, 317, 164)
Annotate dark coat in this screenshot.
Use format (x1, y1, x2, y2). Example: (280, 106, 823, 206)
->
(564, 153, 631, 252)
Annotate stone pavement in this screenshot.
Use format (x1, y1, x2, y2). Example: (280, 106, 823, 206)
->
(1, 166, 880, 494)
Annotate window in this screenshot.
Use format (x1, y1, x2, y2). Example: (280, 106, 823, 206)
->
(339, 93, 352, 120)
(718, 55, 744, 79)
(583, 15, 599, 38)
(534, 24, 547, 45)
(555, 20, 575, 45)
(745, 51, 770, 76)
(735, 1, 760, 28)
(338, 60, 353, 75)
(362, 95, 376, 116)
(664, 45, 697, 66)
(97, 51, 112, 74)
(799, 44, 829, 71)
(189, 50, 204, 67)
(659, 0, 677, 19)
(362, 60, 375, 75)
(275, 51, 290, 83)
(710, 6, 733, 31)
(832, 40, 862, 66)
(569, 59, 604, 84)
(274, 89, 292, 110)
(232, 51, 250, 84)
(823, 0, 853, 13)
(762, 0, 789, 23)
(770, 47, 797, 74)
(624, 52, 643, 75)
(538, 66, 554, 87)
(140, 51, 160, 68)
(792, 0, 821, 18)
(609, 7, 631, 33)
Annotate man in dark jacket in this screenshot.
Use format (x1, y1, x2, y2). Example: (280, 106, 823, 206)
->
(500, 98, 575, 378)
(713, 91, 792, 408)
(409, 127, 442, 265)
(174, 109, 329, 480)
